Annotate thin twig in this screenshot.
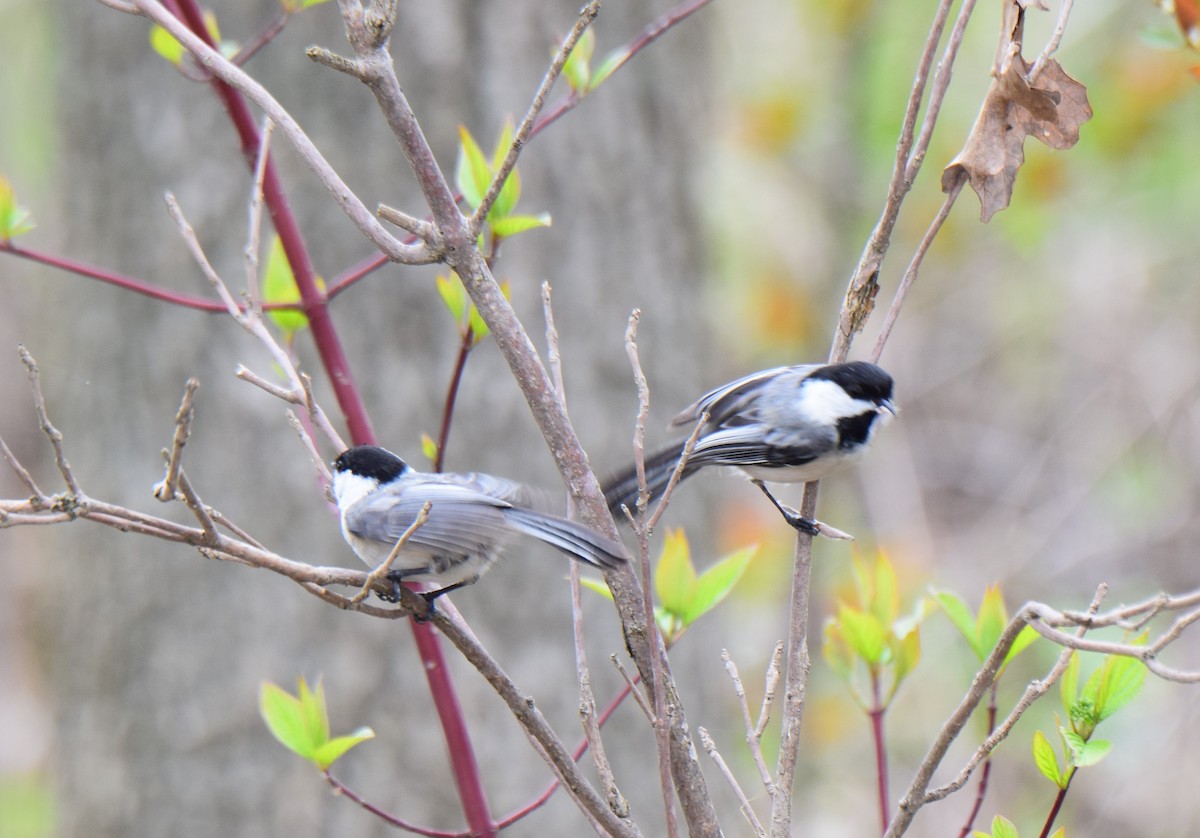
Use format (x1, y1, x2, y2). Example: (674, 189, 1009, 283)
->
(287, 410, 334, 489)
(1029, 0, 1076, 80)
(612, 655, 656, 724)
(469, 1, 600, 237)
(723, 648, 777, 794)
(623, 312, 680, 838)
(0, 431, 44, 500)
(871, 181, 963, 362)
(350, 501, 432, 604)
(698, 727, 767, 837)
(243, 116, 275, 311)
(18, 345, 82, 497)
(154, 378, 200, 502)
(175, 468, 220, 546)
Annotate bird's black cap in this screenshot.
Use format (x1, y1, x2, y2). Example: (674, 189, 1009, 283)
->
(808, 362, 894, 404)
(333, 445, 409, 483)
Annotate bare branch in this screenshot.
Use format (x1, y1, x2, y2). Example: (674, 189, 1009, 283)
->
(129, 0, 435, 265)
(174, 468, 220, 546)
(611, 655, 656, 724)
(377, 204, 437, 242)
(469, 1, 600, 237)
(723, 649, 776, 795)
(154, 378, 200, 502)
(0, 431, 44, 500)
(18, 345, 82, 497)
(698, 727, 767, 838)
(243, 116, 275, 311)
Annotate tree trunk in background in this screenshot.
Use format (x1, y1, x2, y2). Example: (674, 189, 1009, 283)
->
(17, 1, 711, 835)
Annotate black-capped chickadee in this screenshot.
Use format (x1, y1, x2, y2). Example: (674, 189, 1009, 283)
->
(602, 361, 896, 535)
(332, 445, 628, 613)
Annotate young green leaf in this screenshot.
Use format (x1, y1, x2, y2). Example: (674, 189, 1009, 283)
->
(682, 545, 756, 624)
(934, 589, 984, 659)
(836, 604, 886, 665)
(871, 550, 899, 626)
(1032, 730, 1064, 788)
(654, 529, 697, 618)
(822, 619, 856, 681)
(0, 175, 36, 240)
(455, 126, 491, 211)
(149, 25, 186, 66)
(976, 585, 1008, 654)
(563, 27, 595, 92)
(578, 576, 614, 602)
(435, 273, 468, 327)
(487, 120, 520, 220)
(1075, 737, 1113, 767)
(1061, 652, 1080, 715)
(1089, 652, 1147, 723)
(420, 434, 438, 466)
(889, 627, 922, 689)
(591, 45, 629, 90)
(262, 235, 311, 336)
(1005, 624, 1040, 667)
(260, 678, 373, 770)
(490, 212, 552, 240)
(989, 815, 1020, 838)
(261, 680, 320, 761)
(312, 727, 376, 771)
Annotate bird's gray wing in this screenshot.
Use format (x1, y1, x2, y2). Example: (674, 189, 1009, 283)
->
(345, 482, 514, 557)
(670, 365, 821, 428)
(690, 423, 834, 468)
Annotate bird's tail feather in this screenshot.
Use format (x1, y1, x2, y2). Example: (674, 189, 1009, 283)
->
(600, 441, 699, 519)
(505, 509, 628, 569)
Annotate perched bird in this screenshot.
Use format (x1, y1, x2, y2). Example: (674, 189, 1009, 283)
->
(332, 445, 628, 614)
(602, 361, 896, 535)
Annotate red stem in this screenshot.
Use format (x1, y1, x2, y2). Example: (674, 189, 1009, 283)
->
(433, 327, 474, 473)
(1038, 773, 1073, 838)
(163, 1, 494, 834)
(495, 678, 638, 828)
(323, 771, 469, 838)
(870, 675, 890, 834)
(957, 684, 999, 838)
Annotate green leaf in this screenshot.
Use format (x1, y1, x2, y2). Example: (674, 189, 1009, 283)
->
(1091, 652, 1147, 723)
(1061, 727, 1087, 763)
(1032, 730, 1064, 788)
(977, 585, 1009, 656)
(467, 303, 490, 343)
(1061, 652, 1080, 715)
(455, 126, 491, 211)
(563, 27, 595, 92)
(1048, 829, 1066, 838)
(0, 175, 36, 240)
(490, 213, 552, 240)
(822, 619, 855, 680)
(654, 529, 696, 618)
(1004, 625, 1040, 667)
(591, 45, 628, 90)
(578, 576, 614, 601)
(487, 120, 520, 220)
(934, 589, 984, 660)
(420, 433, 438, 466)
(990, 814, 1020, 838)
(262, 236, 310, 336)
(312, 727, 375, 771)
(297, 677, 330, 744)
(871, 551, 899, 626)
(149, 24, 185, 66)
(682, 545, 756, 624)
(260, 680, 320, 761)
(435, 273, 467, 326)
(890, 627, 921, 687)
(1075, 738, 1113, 767)
(837, 604, 886, 665)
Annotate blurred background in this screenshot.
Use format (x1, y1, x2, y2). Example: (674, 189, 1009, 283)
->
(1, 0, 1198, 835)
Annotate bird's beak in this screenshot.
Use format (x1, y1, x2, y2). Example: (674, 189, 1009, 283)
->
(880, 399, 898, 417)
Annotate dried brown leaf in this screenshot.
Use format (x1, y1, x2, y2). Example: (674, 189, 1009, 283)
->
(943, 54, 1092, 222)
